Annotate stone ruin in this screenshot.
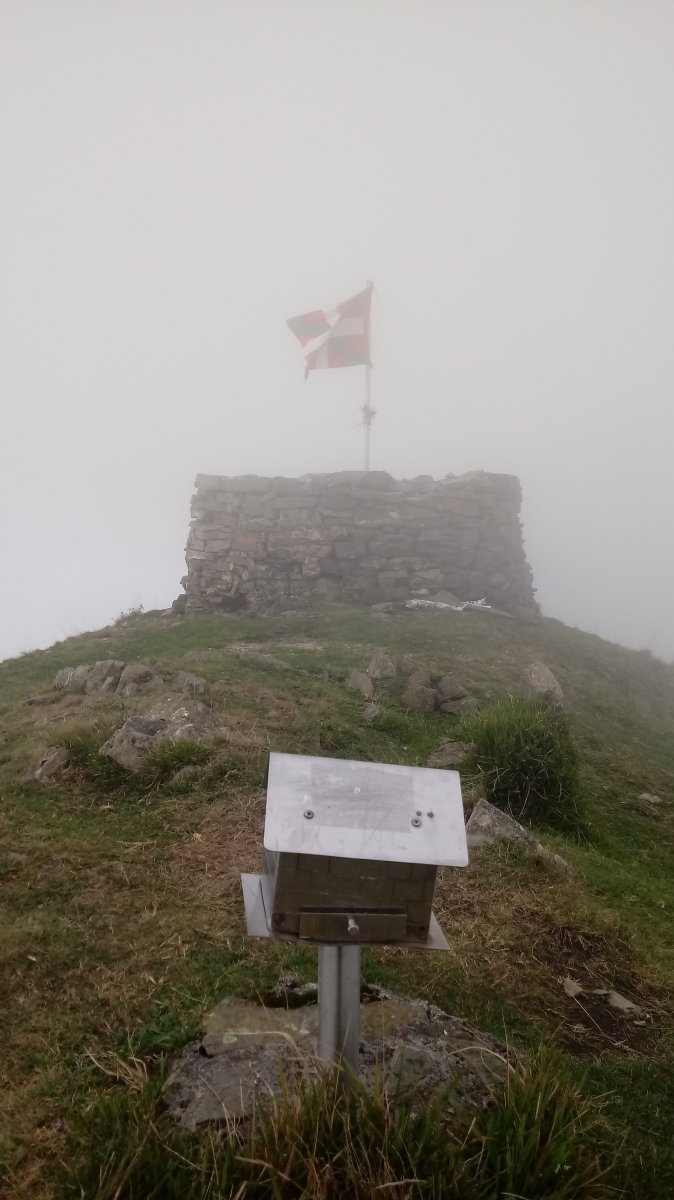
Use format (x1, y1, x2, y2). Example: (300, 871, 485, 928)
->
(180, 469, 536, 614)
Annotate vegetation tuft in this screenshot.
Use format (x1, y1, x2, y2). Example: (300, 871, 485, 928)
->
(459, 698, 584, 834)
(58, 1050, 613, 1200)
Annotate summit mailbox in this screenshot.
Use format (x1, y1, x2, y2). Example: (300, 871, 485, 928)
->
(241, 751, 468, 1075)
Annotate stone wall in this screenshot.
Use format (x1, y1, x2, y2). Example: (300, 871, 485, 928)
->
(182, 470, 536, 613)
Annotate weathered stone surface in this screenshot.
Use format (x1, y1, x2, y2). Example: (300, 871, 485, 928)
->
(115, 663, 164, 697)
(53, 660, 207, 701)
(164, 987, 509, 1131)
(466, 798, 569, 871)
(638, 792, 663, 806)
(363, 702, 381, 722)
(100, 701, 221, 773)
(427, 741, 475, 769)
(173, 670, 208, 697)
(400, 680, 436, 711)
(436, 674, 468, 702)
(54, 661, 125, 694)
(520, 662, 564, 707)
(438, 696, 477, 716)
(27, 746, 69, 782)
(367, 651, 398, 681)
(183, 471, 537, 614)
(406, 668, 432, 687)
(345, 670, 374, 699)
(171, 594, 187, 614)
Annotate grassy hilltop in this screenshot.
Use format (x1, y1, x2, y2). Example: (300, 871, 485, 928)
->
(1, 604, 673, 1198)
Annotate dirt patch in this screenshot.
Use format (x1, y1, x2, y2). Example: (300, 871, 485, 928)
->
(516, 909, 666, 1056)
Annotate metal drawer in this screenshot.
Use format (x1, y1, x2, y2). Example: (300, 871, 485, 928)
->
(298, 909, 407, 943)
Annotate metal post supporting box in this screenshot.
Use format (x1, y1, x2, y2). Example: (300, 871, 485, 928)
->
(241, 751, 468, 1076)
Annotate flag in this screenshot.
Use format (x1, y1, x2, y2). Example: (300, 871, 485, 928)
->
(287, 284, 372, 379)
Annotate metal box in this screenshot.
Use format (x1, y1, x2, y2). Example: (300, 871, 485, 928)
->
(251, 752, 467, 946)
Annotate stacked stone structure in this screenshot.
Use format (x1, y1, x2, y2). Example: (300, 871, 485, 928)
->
(182, 470, 536, 614)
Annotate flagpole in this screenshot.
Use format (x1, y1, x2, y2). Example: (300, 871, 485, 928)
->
(362, 280, 375, 471)
(363, 363, 372, 471)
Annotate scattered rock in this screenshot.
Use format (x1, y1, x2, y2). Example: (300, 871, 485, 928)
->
(405, 667, 432, 687)
(170, 763, 207, 785)
(260, 977, 319, 1008)
(363, 703, 381, 722)
(54, 661, 125, 695)
(115, 663, 164, 697)
(400, 679, 436, 712)
(638, 792, 663, 806)
(466, 798, 570, 871)
(370, 602, 395, 613)
(52, 660, 207, 701)
(367, 651, 398, 681)
(562, 978, 641, 1016)
(164, 986, 509, 1131)
(27, 746, 69, 783)
(427, 741, 475, 769)
(520, 662, 564, 707)
(563, 977, 584, 998)
(437, 696, 477, 716)
(606, 990, 640, 1014)
(100, 700, 221, 773)
(431, 589, 463, 606)
(345, 670, 374, 699)
(173, 671, 208, 697)
(436, 675, 468, 702)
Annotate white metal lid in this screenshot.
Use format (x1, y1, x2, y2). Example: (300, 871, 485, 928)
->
(263, 752, 468, 867)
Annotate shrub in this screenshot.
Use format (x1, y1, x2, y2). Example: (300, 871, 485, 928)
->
(459, 698, 584, 834)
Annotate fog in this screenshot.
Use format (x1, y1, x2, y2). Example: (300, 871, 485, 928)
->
(2, 1, 673, 663)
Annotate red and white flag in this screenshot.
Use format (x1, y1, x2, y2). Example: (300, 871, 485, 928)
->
(287, 284, 372, 379)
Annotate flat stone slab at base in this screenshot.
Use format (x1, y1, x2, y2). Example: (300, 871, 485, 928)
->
(164, 987, 508, 1131)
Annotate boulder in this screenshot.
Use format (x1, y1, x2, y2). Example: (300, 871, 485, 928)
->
(164, 986, 509, 1131)
(345, 670, 374, 699)
(466, 798, 533, 849)
(171, 594, 188, 615)
(100, 700, 221, 773)
(367, 651, 398, 681)
(436, 674, 468, 702)
(115, 663, 164, 697)
(405, 667, 432, 687)
(400, 679, 436, 712)
(466, 798, 569, 871)
(54, 661, 125, 694)
(427, 741, 475, 769)
(363, 702, 381, 722)
(520, 662, 564, 707)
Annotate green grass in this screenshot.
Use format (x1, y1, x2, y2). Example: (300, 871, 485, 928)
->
(0, 604, 673, 1198)
(458, 698, 584, 834)
(57, 1049, 613, 1200)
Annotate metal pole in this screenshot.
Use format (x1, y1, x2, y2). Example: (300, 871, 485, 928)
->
(364, 360, 369, 468)
(364, 363, 371, 471)
(337, 944, 361, 1076)
(317, 944, 361, 1082)
(317, 945, 340, 1062)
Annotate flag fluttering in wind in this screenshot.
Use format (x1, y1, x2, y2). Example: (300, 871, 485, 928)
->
(287, 284, 373, 380)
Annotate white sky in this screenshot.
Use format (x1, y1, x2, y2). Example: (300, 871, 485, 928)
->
(1, 1, 673, 662)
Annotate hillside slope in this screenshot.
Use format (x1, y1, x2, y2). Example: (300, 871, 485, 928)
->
(1, 604, 673, 1197)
